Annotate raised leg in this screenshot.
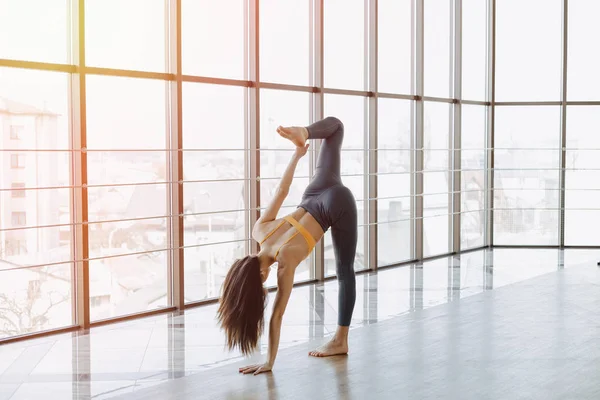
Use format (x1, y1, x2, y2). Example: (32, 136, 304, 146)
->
(278, 116, 344, 182)
(306, 116, 343, 179)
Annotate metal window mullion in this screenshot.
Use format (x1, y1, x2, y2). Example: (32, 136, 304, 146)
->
(485, 0, 495, 247)
(167, 0, 184, 310)
(367, 0, 378, 270)
(72, 0, 90, 330)
(559, 0, 568, 247)
(243, 0, 251, 256)
(248, 0, 261, 255)
(312, 0, 325, 280)
(452, 0, 462, 253)
(414, 0, 424, 260)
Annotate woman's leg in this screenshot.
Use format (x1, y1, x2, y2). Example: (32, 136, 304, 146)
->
(305, 116, 344, 180)
(278, 116, 344, 189)
(309, 187, 358, 357)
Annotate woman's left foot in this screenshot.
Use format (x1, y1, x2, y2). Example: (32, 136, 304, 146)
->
(277, 126, 308, 147)
(308, 339, 348, 357)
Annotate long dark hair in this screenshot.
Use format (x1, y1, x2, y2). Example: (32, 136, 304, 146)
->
(217, 255, 266, 355)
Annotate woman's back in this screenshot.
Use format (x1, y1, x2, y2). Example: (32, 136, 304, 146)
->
(253, 208, 325, 263)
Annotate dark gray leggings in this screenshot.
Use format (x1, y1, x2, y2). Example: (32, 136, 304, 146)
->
(298, 117, 358, 327)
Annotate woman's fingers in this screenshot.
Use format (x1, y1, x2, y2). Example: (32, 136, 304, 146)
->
(239, 365, 258, 373)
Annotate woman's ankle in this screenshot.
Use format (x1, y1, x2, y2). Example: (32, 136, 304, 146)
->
(302, 126, 309, 141)
(332, 326, 350, 343)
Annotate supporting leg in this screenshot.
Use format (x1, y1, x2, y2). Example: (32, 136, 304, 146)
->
(309, 188, 357, 358)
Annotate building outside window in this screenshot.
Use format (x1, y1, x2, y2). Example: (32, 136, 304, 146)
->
(10, 125, 23, 140)
(10, 153, 26, 169)
(11, 183, 26, 198)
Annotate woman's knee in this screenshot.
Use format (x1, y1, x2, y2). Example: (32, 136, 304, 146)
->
(324, 116, 344, 136)
(336, 264, 356, 283)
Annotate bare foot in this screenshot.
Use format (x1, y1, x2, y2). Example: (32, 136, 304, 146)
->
(308, 339, 348, 358)
(277, 126, 308, 147)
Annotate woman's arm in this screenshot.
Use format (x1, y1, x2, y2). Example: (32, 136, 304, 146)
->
(266, 264, 294, 365)
(238, 257, 296, 375)
(255, 144, 309, 225)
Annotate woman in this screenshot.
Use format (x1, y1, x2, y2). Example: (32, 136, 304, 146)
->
(217, 117, 358, 375)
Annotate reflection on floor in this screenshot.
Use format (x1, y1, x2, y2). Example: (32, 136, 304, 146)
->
(0, 249, 599, 400)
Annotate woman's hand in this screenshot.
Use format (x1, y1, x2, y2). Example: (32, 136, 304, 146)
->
(294, 143, 310, 158)
(239, 362, 273, 375)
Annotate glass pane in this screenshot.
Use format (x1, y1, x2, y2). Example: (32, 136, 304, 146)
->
(424, 0, 452, 98)
(565, 106, 600, 245)
(461, 210, 484, 249)
(182, 0, 245, 79)
(183, 84, 245, 149)
(0, 68, 70, 149)
(183, 181, 245, 214)
(461, 105, 486, 249)
(260, 151, 310, 180)
(568, 1, 600, 100)
(184, 212, 246, 247)
(260, 0, 310, 85)
(88, 183, 167, 222)
(86, 0, 166, 72)
(183, 151, 245, 181)
(0, 264, 73, 339)
(88, 217, 168, 259)
(462, 0, 487, 101)
(494, 106, 560, 245)
(495, 107, 560, 149)
(89, 251, 168, 321)
(423, 102, 451, 257)
(496, 0, 561, 101)
(184, 241, 248, 302)
(378, 98, 412, 264)
(378, 98, 412, 150)
(424, 102, 451, 171)
(86, 76, 167, 150)
(324, 0, 364, 90)
(324, 95, 365, 151)
(0, 0, 70, 64)
(378, 0, 412, 94)
(181, 81, 246, 285)
(378, 217, 411, 266)
(423, 215, 450, 257)
(87, 151, 167, 186)
(261, 178, 310, 209)
(462, 105, 486, 150)
(0, 68, 73, 273)
(1, 222, 72, 266)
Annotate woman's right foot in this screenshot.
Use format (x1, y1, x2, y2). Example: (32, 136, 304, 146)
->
(308, 339, 348, 358)
(277, 126, 308, 147)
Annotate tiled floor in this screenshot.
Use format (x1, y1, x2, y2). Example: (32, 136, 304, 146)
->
(0, 248, 598, 400)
